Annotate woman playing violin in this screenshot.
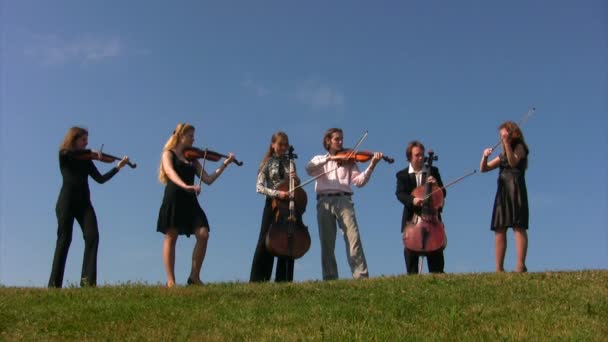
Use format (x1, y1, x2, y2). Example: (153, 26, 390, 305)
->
(49, 127, 131, 288)
(250, 131, 302, 282)
(157, 123, 234, 287)
(395, 140, 446, 274)
(480, 121, 529, 273)
(305, 128, 383, 280)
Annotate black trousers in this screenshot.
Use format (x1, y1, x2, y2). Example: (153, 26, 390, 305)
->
(250, 199, 294, 282)
(48, 205, 99, 287)
(404, 249, 445, 275)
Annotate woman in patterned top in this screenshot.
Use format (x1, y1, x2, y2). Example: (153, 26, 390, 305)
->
(480, 121, 530, 273)
(250, 131, 302, 282)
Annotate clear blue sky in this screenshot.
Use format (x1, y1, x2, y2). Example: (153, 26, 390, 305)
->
(1, 0, 606, 287)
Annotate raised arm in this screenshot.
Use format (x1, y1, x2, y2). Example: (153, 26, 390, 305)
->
(195, 154, 232, 186)
(480, 148, 500, 172)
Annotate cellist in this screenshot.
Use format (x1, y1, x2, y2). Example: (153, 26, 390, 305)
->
(395, 140, 446, 274)
(250, 131, 302, 282)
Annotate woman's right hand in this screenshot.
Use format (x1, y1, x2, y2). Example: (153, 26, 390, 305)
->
(482, 148, 493, 158)
(277, 191, 289, 200)
(184, 185, 201, 193)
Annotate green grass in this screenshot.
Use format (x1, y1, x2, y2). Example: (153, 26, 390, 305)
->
(1, 270, 606, 340)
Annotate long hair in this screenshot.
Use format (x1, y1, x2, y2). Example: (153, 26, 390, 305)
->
(158, 123, 195, 184)
(499, 121, 529, 169)
(323, 128, 342, 151)
(258, 131, 289, 173)
(405, 140, 425, 162)
(59, 126, 88, 151)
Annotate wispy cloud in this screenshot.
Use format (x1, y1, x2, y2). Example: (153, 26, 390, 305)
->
(24, 34, 123, 65)
(240, 78, 271, 97)
(296, 80, 345, 111)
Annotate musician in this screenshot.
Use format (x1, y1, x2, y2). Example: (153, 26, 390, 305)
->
(250, 131, 303, 282)
(395, 140, 446, 274)
(480, 121, 529, 273)
(49, 127, 130, 288)
(157, 123, 234, 287)
(305, 128, 382, 280)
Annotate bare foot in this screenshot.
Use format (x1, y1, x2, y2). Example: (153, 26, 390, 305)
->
(167, 280, 176, 288)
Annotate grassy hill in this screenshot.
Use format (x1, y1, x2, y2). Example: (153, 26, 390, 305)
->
(1, 270, 606, 340)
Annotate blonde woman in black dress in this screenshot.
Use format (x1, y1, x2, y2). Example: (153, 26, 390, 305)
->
(157, 123, 234, 287)
(480, 121, 529, 273)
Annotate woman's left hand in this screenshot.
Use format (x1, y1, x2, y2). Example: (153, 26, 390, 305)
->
(224, 153, 235, 166)
(117, 156, 130, 169)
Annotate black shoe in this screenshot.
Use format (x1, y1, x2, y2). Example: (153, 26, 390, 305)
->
(187, 277, 203, 286)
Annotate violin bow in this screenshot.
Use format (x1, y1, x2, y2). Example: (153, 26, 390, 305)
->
(490, 106, 536, 152)
(421, 169, 478, 201)
(197, 148, 208, 196)
(292, 130, 369, 192)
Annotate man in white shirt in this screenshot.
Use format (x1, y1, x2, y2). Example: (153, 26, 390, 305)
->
(305, 128, 382, 280)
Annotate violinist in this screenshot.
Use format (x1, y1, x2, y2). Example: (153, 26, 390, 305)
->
(250, 131, 302, 282)
(156, 123, 234, 287)
(305, 128, 382, 280)
(49, 127, 131, 288)
(395, 140, 446, 274)
(480, 121, 529, 273)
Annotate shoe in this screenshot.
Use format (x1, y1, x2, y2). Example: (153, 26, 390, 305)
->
(187, 277, 203, 286)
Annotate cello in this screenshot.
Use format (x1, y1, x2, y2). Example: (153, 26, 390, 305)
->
(265, 146, 311, 259)
(403, 149, 447, 254)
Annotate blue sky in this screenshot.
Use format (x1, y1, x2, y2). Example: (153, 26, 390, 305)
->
(1, 0, 606, 287)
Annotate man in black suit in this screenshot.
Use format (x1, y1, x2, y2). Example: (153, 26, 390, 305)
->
(395, 141, 446, 274)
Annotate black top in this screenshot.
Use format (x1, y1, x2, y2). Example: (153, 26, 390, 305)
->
(56, 149, 118, 211)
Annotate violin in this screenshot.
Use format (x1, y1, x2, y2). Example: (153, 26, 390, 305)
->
(403, 149, 446, 254)
(335, 149, 394, 164)
(183, 147, 243, 166)
(75, 150, 137, 169)
(265, 146, 311, 259)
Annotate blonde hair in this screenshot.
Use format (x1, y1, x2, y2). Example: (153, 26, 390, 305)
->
(258, 131, 289, 173)
(158, 123, 195, 184)
(59, 126, 88, 151)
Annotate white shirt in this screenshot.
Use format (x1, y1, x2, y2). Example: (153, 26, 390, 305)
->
(305, 154, 373, 194)
(408, 163, 428, 187)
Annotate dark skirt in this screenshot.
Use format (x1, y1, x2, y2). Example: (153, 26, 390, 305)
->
(157, 183, 209, 237)
(491, 169, 529, 230)
(250, 198, 294, 282)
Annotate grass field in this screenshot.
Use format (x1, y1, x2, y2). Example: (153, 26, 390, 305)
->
(1, 270, 606, 340)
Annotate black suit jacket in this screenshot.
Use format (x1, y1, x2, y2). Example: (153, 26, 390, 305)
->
(395, 166, 446, 231)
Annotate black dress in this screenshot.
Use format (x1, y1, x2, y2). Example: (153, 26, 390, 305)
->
(491, 143, 529, 230)
(157, 150, 209, 236)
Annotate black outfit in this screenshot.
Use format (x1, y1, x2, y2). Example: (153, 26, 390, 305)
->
(491, 143, 529, 231)
(49, 149, 119, 288)
(250, 155, 298, 282)
(395, 165, 446, 274)
(157, 150, 209, 236)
